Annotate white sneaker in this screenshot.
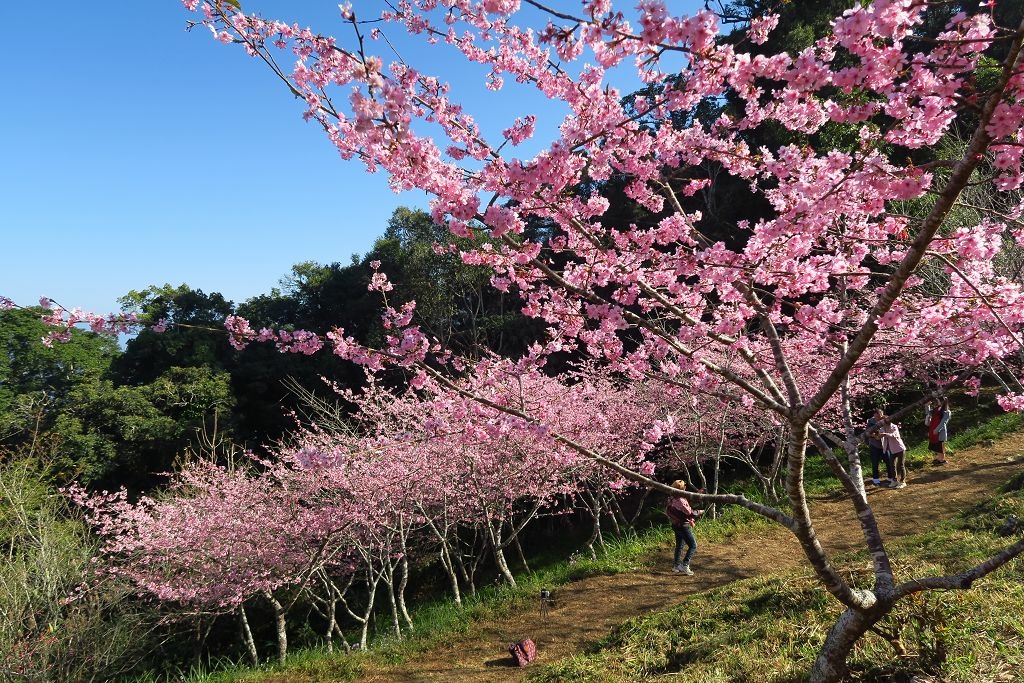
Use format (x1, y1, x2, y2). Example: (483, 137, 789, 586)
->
(888, 480, 899, 489)
(680, 564, 694, 576)
(896, 482, 907, 489)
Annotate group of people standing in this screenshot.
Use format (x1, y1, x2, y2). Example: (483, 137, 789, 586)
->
(866, 398, 952, 490)
(664, 398, 954, 574)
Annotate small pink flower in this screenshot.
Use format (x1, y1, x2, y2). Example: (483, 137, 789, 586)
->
(748, 13, 779, 45)
(369, 272, 393, 292)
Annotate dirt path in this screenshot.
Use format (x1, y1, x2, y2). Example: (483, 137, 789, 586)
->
(359, 438, 1024, 682)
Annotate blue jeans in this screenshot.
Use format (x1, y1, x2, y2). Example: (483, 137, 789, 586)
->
(869, 445, 894, 480)
(673, 524, 697, 566)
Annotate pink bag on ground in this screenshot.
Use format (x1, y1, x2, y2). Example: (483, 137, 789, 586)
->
(508, 638, 537, 666)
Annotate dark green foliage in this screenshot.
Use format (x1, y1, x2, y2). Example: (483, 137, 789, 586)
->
(236, 207, 540, 358)
(112, 284, 236, 385)
(372, 207, 543, 356)
(57, 367, 235, 485)
(1, 303, 236, 486)
(612, 0, 1024, 258)
(19, 367, 235, 487)
(228, 207, 544, 441)
(0, 307, 118, 423)
(0, 209, 545, 474)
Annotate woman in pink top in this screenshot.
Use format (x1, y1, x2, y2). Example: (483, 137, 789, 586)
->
(665, 479, 705, 574)
(879, 419, 908, 489)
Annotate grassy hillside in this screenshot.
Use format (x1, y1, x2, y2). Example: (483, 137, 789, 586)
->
(527, 475, 1024, 683)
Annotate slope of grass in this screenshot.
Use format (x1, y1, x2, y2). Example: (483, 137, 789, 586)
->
(526, 481, 1024, 683)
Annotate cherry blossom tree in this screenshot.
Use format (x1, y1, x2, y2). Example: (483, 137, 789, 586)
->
(68, 457, 360, 663)
(648, 388, 787, 507)
(64, 363, 670, 660)
(285, 368, 655, 587)
(29, 0, 1024, 678)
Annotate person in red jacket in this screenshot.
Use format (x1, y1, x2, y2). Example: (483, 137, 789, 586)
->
(665, 479, 705, 575)
(926, 397, 952, 465)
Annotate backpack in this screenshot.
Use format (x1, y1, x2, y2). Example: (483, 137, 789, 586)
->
(508, 638, 537, 666)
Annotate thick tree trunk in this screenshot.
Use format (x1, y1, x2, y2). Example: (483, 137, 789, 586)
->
(485, 519, 517, 586)
(581, 489, 603, 559)
(493, 544, 517, 586)
(324, 589, 337, 653)
(359, 566, 379, 650)
(383, 568, 402, 640)
(360, 581, 376, 650)
(810, 607, 885, 683)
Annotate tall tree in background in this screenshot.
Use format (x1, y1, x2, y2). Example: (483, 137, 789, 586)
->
(113, 284, 236, 384)
(370, 206, 543, 356)
(230, 206, 544, 441)
(1, 307, 118, 437)
(1, 299, 237, 485)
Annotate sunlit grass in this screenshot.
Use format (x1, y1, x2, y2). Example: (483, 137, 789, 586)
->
(527, 481, 1024, 683)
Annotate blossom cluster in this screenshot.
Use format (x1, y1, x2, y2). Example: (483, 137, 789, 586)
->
(37, 298, 140, 347)
(70, 362, 675, 611)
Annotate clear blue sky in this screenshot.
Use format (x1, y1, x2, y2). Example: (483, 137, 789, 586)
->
(1, 0, 701, 315)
